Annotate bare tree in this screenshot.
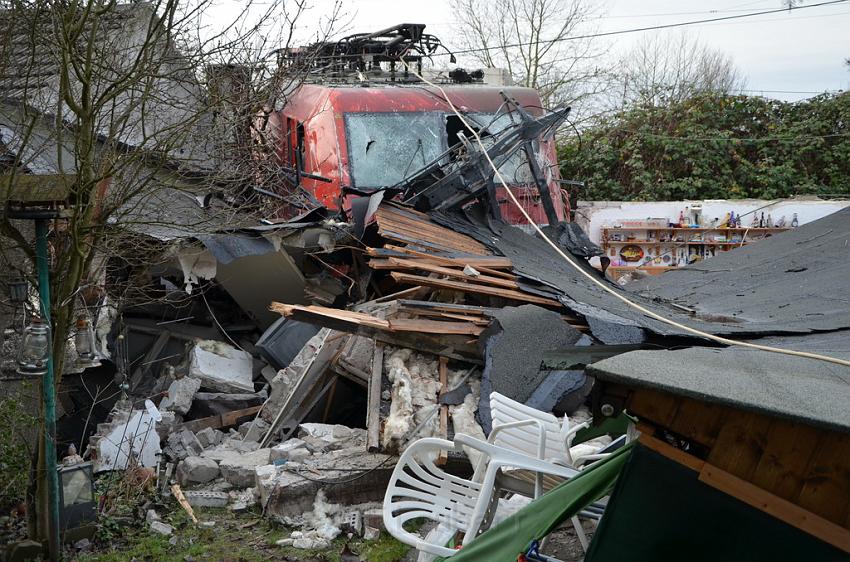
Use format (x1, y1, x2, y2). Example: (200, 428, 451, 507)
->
(611, 33, 746, 108)
(0, 0, 340, 545)
(450, 0, 607, 110)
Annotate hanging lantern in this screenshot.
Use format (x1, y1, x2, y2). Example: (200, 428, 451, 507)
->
(17, 316, 51, 377)
(8, 278, 28, 304)
(74, 316, 101, 369)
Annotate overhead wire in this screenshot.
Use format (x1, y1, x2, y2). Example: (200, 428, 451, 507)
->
(400, 59, 850, 369)
(431, 0, 849, 58)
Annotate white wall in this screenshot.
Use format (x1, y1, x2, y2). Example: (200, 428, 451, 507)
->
(576, 198, 850, 246)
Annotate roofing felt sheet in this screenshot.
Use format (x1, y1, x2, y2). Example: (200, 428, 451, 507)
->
(432, 207, 850, 338)
(478, 304, 583, 432)
(629, 206, 850, 334)
(586, 330, 850, 433)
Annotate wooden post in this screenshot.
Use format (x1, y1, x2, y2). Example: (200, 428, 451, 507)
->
(437, 356, 449, 466)
(366, 343, 384, 452)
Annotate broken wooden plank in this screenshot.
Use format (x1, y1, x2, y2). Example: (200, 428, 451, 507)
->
(387, 317, 483, 336)
(178, 405, 263, 434)
(389, 272, 563, 308)
(370, 245, 513, 269)
(367, 343, 384, 453)
(273, 303, 483, 336)
(271, 302, 482, 361)
(384, 257, 521, 290)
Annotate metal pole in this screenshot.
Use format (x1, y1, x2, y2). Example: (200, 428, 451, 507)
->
(35, 218, 61, 561)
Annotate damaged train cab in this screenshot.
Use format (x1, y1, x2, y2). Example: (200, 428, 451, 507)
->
(261, 25, 568, 226)
(267, 85, 567, 225)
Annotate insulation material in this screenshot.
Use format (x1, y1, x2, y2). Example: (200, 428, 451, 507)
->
(568, 406, 612, 463)
(448, 378, 486, 467)
(306, 490, 342, 541)
(382, 348, 441, 451)
(176, 247, 217, 293)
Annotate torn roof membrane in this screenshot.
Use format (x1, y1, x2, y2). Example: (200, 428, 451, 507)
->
(430, 205, 850, 339)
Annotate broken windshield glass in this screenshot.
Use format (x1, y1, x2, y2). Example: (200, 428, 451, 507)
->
(344, 112, 446, 188)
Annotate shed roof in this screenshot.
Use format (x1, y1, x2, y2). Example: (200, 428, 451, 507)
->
(586, 331, 850, 433)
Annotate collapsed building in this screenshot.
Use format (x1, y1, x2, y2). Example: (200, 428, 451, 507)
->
(4, 14, 849, 559)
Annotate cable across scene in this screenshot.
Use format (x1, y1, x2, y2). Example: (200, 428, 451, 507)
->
(399, 59, 850, 370)
(431, 0, 849, 58)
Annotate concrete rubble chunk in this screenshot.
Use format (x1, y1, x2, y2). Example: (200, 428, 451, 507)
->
(90, 408, 161, 472)
(216, 437, 260, 454)
(297, 423, 367, 454)
(183, 490, 229, 508)
(269, 439, 311, 463)
(238, 418, 270, 442)
(194, 427, 224, 449)
(189, 340, 255, 394)
(146, 510, 161, 524)
(262, 448, 395, 518)
(149, 521, 174, 536)
(363, 526, 380, 541)
(176, 456, 220, 485)
(254, 465, 280, 507)
(293, 537, 330, 549)
(156, 411, 183, 440)
(228, 487, 257, 511)
(159, 376, 202, 416)
(217, 449, 272, 488)
(166, 428, 205, 461)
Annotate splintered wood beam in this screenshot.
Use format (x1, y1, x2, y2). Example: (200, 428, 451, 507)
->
(271, 302, 483, 335)
(270, 302, 483, 361)
(177, 405, 263, 434)
(370, 244, 514, 270)
(389, 272, 564, 308)
(384, 257, 520, 290)
(367, 343, 384, 453)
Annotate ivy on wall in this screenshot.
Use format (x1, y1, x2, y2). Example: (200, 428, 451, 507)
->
(559, 92, 850, 201)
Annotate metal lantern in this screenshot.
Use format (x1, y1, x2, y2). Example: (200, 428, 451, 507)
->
(74, 316, 101, 369)
(57, 462, 96, 531)
(8, 278, 28, 304)
(17, 316, 51, 376)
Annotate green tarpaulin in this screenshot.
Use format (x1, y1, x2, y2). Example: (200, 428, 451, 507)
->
(444, 442, 634, 562)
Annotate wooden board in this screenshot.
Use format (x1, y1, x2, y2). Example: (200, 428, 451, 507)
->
(178, 405, 263, 433)
(699, 463, 850, 554)
(750, 421, 823, 503)
(273, 302, 483, 336)
(379, 244, 514, 271)
(375, 205, 490, 255)
(795, 433, 850, 524)
(367, 344, 384, 452)
(666, 398, 726, 448)
(390, 272, 563, 308)
(384, 257, 521, 290)
(706, 410, 773, 482)
(637, 430, 706, 473)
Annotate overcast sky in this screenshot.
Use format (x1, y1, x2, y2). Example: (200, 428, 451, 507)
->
(217, 0, 850, 103)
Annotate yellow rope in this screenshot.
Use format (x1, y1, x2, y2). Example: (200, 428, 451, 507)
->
(401, 62, 850, 369)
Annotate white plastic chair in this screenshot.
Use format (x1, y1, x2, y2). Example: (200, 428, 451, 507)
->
(383, 436, 579, 558)
(479, 392, 617, 550)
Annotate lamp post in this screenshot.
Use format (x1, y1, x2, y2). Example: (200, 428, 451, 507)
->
(5, 173, 74, 562)
(9, 213, 62, 561)
(35, 217, 61, 562)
